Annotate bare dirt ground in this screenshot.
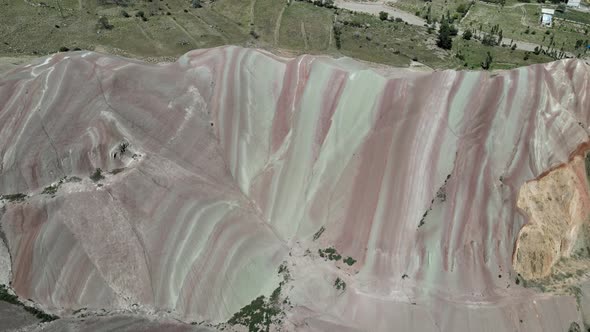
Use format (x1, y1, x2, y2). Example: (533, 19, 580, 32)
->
(335, 0, 426, 26)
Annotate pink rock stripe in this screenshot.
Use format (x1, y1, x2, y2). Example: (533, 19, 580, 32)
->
(0, 47, 589, 331)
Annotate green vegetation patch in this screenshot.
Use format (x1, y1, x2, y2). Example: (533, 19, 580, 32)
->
(42, 184, 59, 196)
(312, 226, 325, 241)
(394, 0, 472, 22)
(569, 321, 581, 332)
(318, 247, 341, 261)
(0, 193, 27, 202)
(278, 1, 333, 50)
(334, 277, 346, 291)
(253, 0, 286, 42)
(90, 168, 105, 182)
(110, 168, 126, 175)
(228, 295, 280, 331)
(212, 0, 254, 29)
(42, 177, 68, 196)
(461, 3, 589, 53)
(0, 285, 58, 322)
(66, 176, 82, 183)
(336, 10, 454, 68)
(0, 0, 248, 59)
(556, 9, 590, 26)
(585, 152, 590, 183)
(453, 38, 553, 70)
(343, 257, 357, 266)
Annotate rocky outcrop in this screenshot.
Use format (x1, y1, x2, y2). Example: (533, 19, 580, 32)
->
(514, 154, 590, 279)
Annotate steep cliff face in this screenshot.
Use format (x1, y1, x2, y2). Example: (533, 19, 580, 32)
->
(1, 47, 590, 331)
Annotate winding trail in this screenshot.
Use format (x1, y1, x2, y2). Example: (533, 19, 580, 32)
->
(168, 17, 200, 46)
(301, 22, 309, 50)
(274, 5, 286, 45)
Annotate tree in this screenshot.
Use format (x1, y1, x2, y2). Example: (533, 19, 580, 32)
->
(482, 34, 497, 46)
(97, 16, 113, 30)
(456, 4, 467, 14)
(379, 11, 388, 21)
(463, 29, 473, 40)
(192, 0, 202, 8)
(437, 20, 453, 50)
(481, 51, 493, 70)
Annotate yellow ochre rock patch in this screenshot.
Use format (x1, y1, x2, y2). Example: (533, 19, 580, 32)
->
(514, 154, 590, 280)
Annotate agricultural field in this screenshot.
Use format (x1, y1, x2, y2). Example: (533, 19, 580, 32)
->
(0, 0, 248, 58)
(453, 38, 554, 70)
(555, 7, 590, 25)
(0, 0, 584, 69)
(335, 10, 457, 68)
(278, 1, 334, 51)
(252, 0, 286, 43)
(461, 2, 590, 53)
(393, 0, 473, 23)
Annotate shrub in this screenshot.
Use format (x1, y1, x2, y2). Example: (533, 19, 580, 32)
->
(481, 34, 497, 46)
(568, 322, 581, 332)
(227, 294, 283, 331)
(437, 20, 453, 50)
(462, 29, 472, 40)
(334, 25, 342, 49)
(0, 193, 27, 202)
(90, 168, 105, 182)
(313, 226, 325, 241)
(379, 11, 388, 21)
(42, 184, 59, 195)
(343, 257, 357, 266)
(121, 10, 130, 17)
(456, 3, 467, 14)
(481, 51, 493, 70)
(0, 285, 58, 322)
(334, 277, 346, 290)
(66, 176, 82, 183)
(97, 16, 113, 30)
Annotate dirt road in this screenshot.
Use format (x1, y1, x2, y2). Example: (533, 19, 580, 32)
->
(334, 0, 548, 53)
(335, 0, 426, 26)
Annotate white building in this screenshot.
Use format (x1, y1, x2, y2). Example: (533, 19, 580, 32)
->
(567, 0, 581, 8)
(541, 8, 555, 27)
